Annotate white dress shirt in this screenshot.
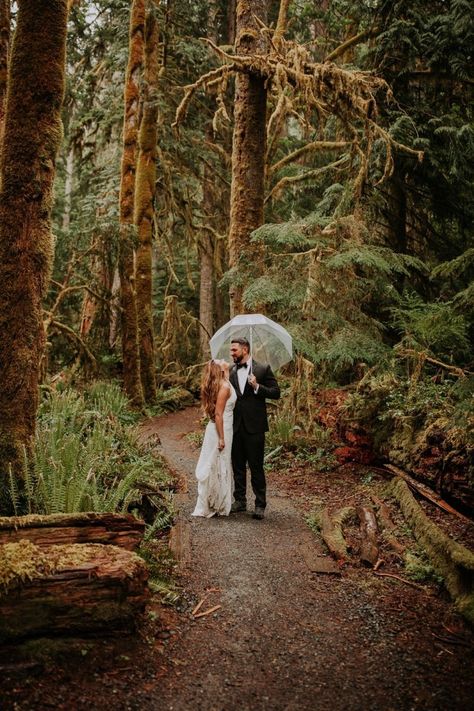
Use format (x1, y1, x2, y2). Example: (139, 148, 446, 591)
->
(237, 358, 258, 394)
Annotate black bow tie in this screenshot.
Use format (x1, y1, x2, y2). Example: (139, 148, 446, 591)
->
(236, 362, 248, 370)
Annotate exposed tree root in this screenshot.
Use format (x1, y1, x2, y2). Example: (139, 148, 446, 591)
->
(357, 505, 379, 567)
(321, 506, 355, 561)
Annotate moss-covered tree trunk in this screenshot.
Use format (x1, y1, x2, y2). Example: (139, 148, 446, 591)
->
(118, 0, 145, 408)
(198, 0, 219, 359)
(0, 0, 68, 504)
(228, 0, 268, 316)
(134, 7, 159, 403)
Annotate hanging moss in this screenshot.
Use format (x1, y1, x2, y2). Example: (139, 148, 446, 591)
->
(0, 0, 68, 506)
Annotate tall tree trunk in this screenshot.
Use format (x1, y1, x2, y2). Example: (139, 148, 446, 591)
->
(198, 0, 219, 360)
(198, 223, 214, 359)
(226, 0, 236, 45)
(0, 0, 10, 150)
(135, 6, 159, 403)
(118, 0, 145, 407)
(0, 0, 68, 504)
(228, 0, 268, 315)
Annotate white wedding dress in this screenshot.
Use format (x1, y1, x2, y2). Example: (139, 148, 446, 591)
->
(192, 382, 237, 518)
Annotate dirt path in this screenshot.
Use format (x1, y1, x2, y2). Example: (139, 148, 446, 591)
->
(3, 406, 474, 711)
(144, 407, 474, 711)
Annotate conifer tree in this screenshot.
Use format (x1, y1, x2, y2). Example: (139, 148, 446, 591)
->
(0, 0, 68, 504)
(228, 0, 268, 315)
(119, 0, 145, 407)
(135, 5, 159, 402)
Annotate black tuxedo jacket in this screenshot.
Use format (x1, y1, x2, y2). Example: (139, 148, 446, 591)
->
(230, 360, 280, 434)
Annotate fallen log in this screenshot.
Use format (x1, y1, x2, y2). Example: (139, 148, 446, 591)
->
(392, 477, 474, 624)
(0, 540, 148, 642)
(357, 505, 379, 567)
(384, 464, 472, 523)
(0, 512, 145, 551)
(372, 496, 406, 556)
(321, 507, 355, 561)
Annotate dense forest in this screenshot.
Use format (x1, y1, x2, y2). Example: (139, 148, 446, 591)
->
(1, 0, 471, 506)
(0, 1, 473, 703)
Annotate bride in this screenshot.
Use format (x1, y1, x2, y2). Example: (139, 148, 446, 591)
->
(192, 359, 237, 518)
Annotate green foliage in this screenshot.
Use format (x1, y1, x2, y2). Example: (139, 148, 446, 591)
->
(10, 383, 174, 519)
(390, 292, 471, 361)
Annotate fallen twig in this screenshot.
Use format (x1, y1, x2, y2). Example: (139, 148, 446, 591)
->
(191, 588, 220, 617)
(432, 632, 472, 648)
(193, 604, 222, 619)
(374, 572, 426, 591)
(374, 558, 385, 571)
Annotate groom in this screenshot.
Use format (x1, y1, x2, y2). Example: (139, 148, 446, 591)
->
(229, 337, 280, 520)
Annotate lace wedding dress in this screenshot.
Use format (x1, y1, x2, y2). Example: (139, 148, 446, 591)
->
(192, 382, 237, 517)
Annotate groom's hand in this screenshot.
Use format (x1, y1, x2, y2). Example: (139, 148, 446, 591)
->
(248, 374, 258, 391)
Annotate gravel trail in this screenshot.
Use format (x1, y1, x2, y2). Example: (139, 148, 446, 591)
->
(146, 406, 474, 711)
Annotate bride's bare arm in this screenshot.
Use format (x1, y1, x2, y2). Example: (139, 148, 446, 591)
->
(215, 384, 230, 450)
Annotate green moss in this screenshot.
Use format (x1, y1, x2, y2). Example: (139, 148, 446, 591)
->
(0, 541, 144, 597)
(393, 477, 474, 624)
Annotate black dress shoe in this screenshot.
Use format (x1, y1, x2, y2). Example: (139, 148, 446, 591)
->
(230, 501, 246, 513)
(252, 506, 265, 520)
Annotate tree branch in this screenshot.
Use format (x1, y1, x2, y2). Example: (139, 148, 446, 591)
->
(324, 27, 380, 63)
(270, 140, 348, 175)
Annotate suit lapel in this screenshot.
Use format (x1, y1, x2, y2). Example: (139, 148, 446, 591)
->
(230, 366, 242, 396)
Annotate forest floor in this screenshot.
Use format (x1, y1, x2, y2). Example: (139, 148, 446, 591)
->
(2, 405, 474, 711)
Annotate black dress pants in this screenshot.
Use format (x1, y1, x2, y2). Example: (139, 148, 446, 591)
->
(231, 425, 266, 509)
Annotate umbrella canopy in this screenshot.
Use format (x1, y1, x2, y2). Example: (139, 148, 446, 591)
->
(210, 314, 292, 372)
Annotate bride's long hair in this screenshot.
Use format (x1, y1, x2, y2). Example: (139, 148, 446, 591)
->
(201, 360, 223, 420)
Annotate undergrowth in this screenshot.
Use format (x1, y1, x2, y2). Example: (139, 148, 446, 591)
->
(8, 382, 175, 523)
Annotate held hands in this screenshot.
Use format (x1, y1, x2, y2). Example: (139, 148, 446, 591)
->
(218, 438, 225, 451)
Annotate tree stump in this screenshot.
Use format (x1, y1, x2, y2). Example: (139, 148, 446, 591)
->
(0, 512, 145, 551)
(0, 540, 149, 642)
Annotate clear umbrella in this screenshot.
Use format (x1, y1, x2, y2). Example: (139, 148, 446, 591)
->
(209, 314, 292, 372)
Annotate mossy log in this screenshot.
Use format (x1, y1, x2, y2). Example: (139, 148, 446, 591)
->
(356, 505, 379, 567)
(0, 512, 145, 550)
(0, 541, 148, 642)
(392, 477, 474, 624)
(321, 506, 355, 561)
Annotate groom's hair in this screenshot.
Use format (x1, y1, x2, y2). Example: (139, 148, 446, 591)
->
(231, 337, 250, 352)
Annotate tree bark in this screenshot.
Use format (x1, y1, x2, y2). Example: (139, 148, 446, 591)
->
(0, 0, 10, 151)
(0, 512, 145, 551)
(226, 0, 236, 45)
(135, 7, 159, 403)
(357, 505, 379, 567)
(0, 542, 148, 642)
(118, 0, 145, 407)
(228, 0, 268, 315)
(0, 0, 68, 507)
(198, 0, 218, 359)
(320, 506, 354, 561)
